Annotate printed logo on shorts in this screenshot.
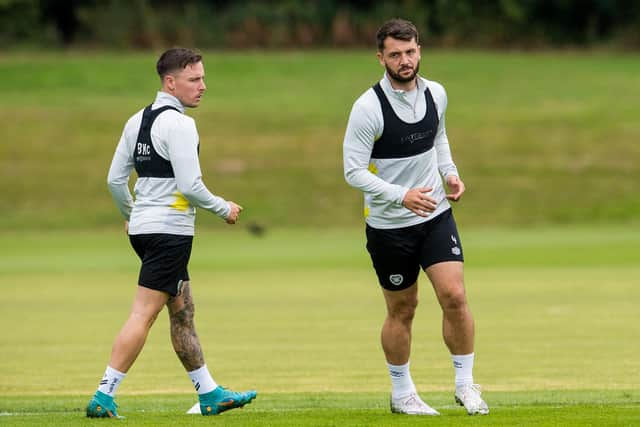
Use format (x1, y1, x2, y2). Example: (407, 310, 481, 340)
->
(451, 235, 461, 256)
(389, 274, 404, 286)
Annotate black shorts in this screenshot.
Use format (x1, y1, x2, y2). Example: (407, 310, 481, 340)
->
(365, 209, 464, 291)
(129, 234, 193, 296)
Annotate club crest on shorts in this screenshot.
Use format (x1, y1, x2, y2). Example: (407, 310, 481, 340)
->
(389, 274, 404, 286)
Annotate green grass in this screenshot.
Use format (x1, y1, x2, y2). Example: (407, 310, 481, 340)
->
(0, 50, 639, 230)
(1, 391, 639, 426)
(1, 225, 639, 425)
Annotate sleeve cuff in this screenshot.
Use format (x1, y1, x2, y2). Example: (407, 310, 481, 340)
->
(396, 187, 409, 206)
(220, 201, 232, 220)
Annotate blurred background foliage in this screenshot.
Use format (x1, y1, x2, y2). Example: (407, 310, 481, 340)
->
(0, 1, 638, 231)
(2, 0, 640, 50)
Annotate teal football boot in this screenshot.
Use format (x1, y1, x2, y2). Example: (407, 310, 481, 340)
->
(86, 390, 122, 418)
(198, 386, 257, 415)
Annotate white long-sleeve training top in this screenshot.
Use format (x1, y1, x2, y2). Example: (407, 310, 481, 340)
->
(343, 74, 459, 229)
(107, 91, 230, 236)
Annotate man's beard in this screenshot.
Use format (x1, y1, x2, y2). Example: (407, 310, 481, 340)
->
(386, 60, 420, 83)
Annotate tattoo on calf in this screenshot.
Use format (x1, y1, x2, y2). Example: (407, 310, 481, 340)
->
(169, 283, 205, 371)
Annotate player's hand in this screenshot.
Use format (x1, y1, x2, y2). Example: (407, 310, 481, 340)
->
(225, 201, 243, 224)
(124, 221, 129, 233)
(445, 175, 465, 202)
(402, 187, 437, 217)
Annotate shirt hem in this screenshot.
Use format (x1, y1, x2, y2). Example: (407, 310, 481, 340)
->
(364, 205, 451, 230)
(128, 228, 194, 236)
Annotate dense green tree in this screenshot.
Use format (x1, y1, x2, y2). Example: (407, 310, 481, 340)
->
(1, 0, 638, 49)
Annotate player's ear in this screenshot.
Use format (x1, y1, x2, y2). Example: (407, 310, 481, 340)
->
(164, 74, 176, 92)
(376, 51, 385, 67)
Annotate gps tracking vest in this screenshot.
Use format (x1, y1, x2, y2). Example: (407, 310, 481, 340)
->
(134, 105, 180, 178)
(371, 83, 439, 159)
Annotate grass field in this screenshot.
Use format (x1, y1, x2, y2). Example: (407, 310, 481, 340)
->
(1, 50, 639, 229)
(1, 225, 639, 425)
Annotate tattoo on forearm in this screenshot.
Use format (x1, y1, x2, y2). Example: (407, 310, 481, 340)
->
(168, 284, 205, 371)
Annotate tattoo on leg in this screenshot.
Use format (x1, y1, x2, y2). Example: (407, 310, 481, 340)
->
(168, 283, 205, 371)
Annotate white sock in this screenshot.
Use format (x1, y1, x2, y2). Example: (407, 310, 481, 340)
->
(387, 361, 417, 399)
(97, 365, 126, 397)
(188, 364, 218, 395)
(452, 353, 474, 387)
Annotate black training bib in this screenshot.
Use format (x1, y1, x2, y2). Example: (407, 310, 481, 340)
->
(371, 83, 439, 159)
(133, 105, 179, 178)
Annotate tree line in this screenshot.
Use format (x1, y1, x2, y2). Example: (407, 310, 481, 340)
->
(2, 0, 639, 49)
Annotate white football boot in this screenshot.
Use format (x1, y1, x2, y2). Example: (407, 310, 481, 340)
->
(390, 392, 440, 415)
(454, 384, 489, 415)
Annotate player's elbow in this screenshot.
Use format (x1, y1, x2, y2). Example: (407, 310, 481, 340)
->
(177, 186, 196, 201)
(344, 167, 356, 184)
(344, 167, 364, 188)
(176, 179, 199, 201)
(107, 175, 124, 193)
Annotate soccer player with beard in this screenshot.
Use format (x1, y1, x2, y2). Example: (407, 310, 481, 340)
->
(343, 19, 488, 416)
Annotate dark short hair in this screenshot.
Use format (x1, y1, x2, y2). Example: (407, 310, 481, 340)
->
(376, 19, 419, 51)
(156, 47, 202, 79)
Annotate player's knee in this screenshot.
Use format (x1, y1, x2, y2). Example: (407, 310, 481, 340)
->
(185, 300, 195, 322)
(390, 298, 418, 323)
(403, 305, 417, 323)
(170, 301, 195, 327)
(441, 285, 467, 310)
(131, 310, 160, 329)
(397, 308, 416, 324)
